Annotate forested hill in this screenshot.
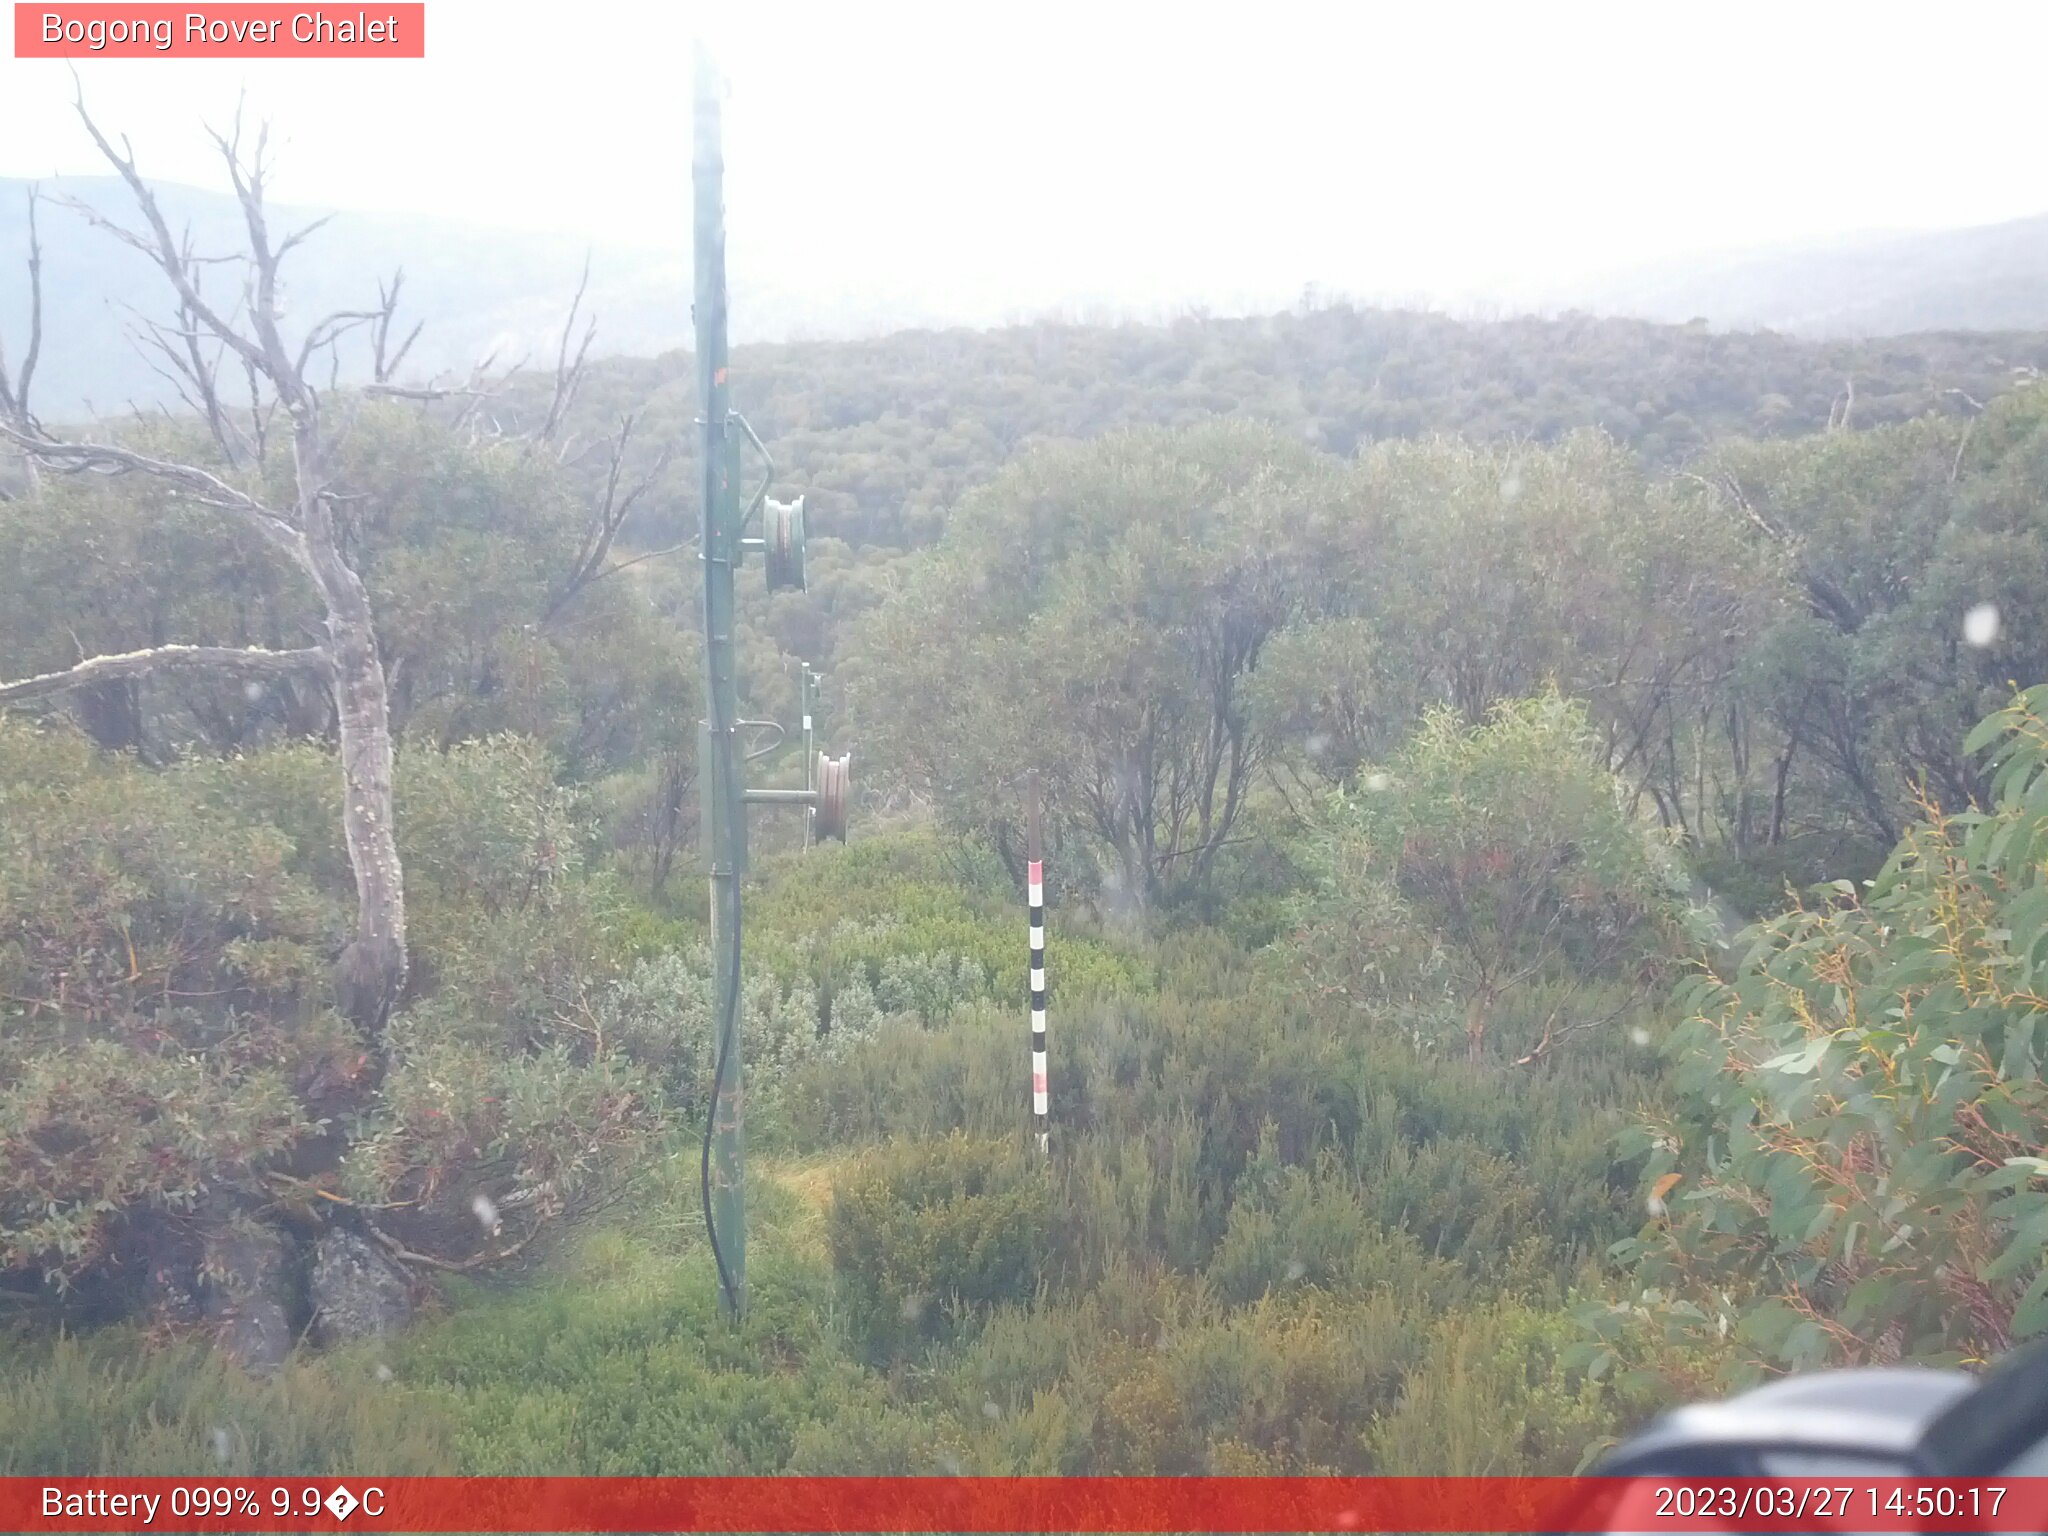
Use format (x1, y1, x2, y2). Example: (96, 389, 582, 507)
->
(535, 304, 2048, 549)
(11, 172, 2048, 523)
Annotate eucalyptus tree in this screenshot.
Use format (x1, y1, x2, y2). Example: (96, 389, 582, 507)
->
(853, 420, 1328, 917)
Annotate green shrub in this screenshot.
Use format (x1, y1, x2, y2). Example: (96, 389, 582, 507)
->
(1366, 1301, 1633, 1474)
(828, 1133, 1059, 1361)
(1296, 691, 1680, 1064)
(1597, 687, 2048, 1387)
(1207, 1142, 1470, 1306)
(0, 1332, 453, 1475)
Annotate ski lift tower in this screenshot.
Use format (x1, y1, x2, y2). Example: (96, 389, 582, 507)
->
(693, 40, 851, 1321)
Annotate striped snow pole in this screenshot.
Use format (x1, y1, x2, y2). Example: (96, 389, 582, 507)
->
(1027, 773, 1049, 1153)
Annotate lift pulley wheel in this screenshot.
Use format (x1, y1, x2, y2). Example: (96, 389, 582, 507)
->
(813, 751, 850, 842)
(763, 496, 807, 593)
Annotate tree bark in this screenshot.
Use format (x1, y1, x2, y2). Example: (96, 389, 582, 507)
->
(326, 582, 406, 1033)
(0, 642, 331, 705)
(293, 389, 407, 1032)
(1465, 990, 1492, 1066)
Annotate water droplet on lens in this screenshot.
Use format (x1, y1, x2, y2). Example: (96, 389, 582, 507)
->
(1964, 603, 2001, 648)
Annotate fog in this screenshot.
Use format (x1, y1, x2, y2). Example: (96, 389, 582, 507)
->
(4, 0, 2047, 323)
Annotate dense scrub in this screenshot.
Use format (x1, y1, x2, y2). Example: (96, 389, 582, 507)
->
(516, 306, 2048, 551)
(3, 819, 1670, 1473)
(5, 298, 2047, 1473)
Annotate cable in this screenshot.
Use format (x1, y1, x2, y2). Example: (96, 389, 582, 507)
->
(699, 871, 743, 1316)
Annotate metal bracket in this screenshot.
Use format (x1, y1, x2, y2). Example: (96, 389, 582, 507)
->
(730, 411, 774, 533)
(737, 718, 786, 763)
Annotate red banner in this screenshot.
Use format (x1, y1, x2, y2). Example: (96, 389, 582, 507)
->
(13, 4, 425, 57)
(7, 1477, 2048, 1532)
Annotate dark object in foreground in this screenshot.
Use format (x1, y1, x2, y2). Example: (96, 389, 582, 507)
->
(1593, 1337, 2048, 1480)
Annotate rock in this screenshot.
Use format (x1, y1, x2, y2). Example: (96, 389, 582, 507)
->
(309, 1227, 412, 1346)
(135, 1221, 205, 1328)
(202, 1216, 296, 1374)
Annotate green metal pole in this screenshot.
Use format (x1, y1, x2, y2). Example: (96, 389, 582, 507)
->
(694, 38, 746, 1319)
(800, 666, 818, 850)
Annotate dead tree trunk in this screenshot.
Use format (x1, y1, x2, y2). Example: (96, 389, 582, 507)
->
(0, 184, 43, 497)
(0, 95, 413, 1032)
(320, 537, 406, 1028)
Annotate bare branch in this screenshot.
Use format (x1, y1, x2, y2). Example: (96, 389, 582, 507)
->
(274, 211, 336, 263)
(133, 294, 252, 466)
(0, 184, 44, 433)
(540, 414, 676, 627)
(533, 255, 595, 451)
(361, 1214, 542, 1274)
(199, 106, 306, 403)
(69, 93, 276, 386)
(241, 351, 275, 462)
(0, 421, 263, 509)
(362, 382, 491, 402)
(1680, 468, 1788, 545)
(0, 420, 311, 566)
(371, 271, 423, 384)
(1951, 418, 1977, 486)
(563, 539, 687, 586)
(0, 643, 331, 706)
(1827, 376, 1856, 433)
(1512, 996, 1635, 1066)
(47, 190, 157, 261)
(294, 308, 382, 382)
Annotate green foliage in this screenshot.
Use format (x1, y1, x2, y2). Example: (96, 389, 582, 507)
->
(396, 1235, 884, 1474)
(0, 721, 355, 1283)
(1702, 387, 2048, 849)
(1205, 1143, 1470, 1306)
(1600, 686, 2048, 1386)
(525, 306, 2048, 555)
(828, 1134, 1059, 1361)
(852, 421, 1329, 917)
(1364, 1300, 1642, 1474)
(24, 265, 2048, 1476)
(337, 738, 680, 1260)
(0, 1332, 454, 1475)
(1297, 693, 1679, 1063)
(0, 717, 675, 1289)
(743, 829, 1144, 1030)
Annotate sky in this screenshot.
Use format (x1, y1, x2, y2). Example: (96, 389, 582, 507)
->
(4, 0, 2048, 315)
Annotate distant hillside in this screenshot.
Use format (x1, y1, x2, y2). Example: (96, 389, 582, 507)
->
(0, 175, 1014, 418)
(1567, 213, 2048, 336)
(12, 174, 2048, 420)
(12, 170, 2048, 557)
(506, 305, 2048, 558)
